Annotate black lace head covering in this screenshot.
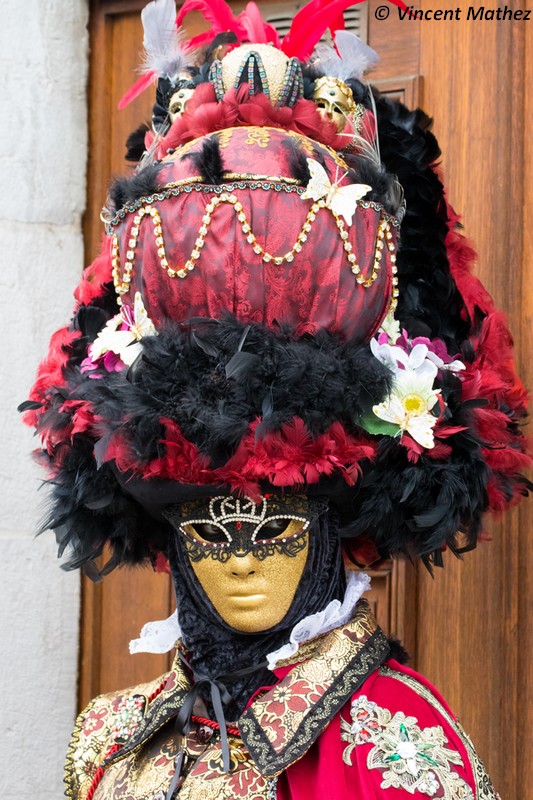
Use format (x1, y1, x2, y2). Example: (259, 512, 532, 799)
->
(167, 498, 344, 719)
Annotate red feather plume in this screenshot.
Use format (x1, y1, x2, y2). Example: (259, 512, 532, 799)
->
(118, 70, 157, 111)
(22, 327, 81, 427)
(282, 0, 407, 60)
(176, 0, 245, 49)
(238, 2, 280, 47)
(281, 0, 345, 59)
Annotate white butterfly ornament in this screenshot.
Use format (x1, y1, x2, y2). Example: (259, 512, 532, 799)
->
(88, 292, 157, 368)
(300, 158, 371, 226)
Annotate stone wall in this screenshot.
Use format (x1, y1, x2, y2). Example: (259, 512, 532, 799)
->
(0, 1, 88, 797)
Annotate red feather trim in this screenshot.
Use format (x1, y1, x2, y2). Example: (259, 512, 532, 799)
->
(59, 399, 98, 438)
(445, 207, 494, 320)
(215, 418, 376, 495)
(103, 416, 376, 497)
(159, 88, 346, 157)
(446, 257, 533, 514)
(462, 312, 529, 414)
(22, 327, 81, 427)
(33, 398, 98, 455)
(400, 434, 423, 463)
(487, 475, 529, 512)
(74, 237, 114, 306)
(425, 442, 453, 460)
(118, 71, 157, 111)
(106, 419, 210, 485)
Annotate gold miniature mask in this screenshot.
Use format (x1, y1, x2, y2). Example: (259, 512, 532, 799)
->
(312, 76, 357, 132)
(171, 496, 312, 633)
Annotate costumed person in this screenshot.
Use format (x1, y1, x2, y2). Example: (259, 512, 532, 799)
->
(20, 1, 531, 798)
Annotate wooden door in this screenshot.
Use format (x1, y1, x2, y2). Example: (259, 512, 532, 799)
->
(415, 9, 533, 796)
(82, 0, 422, 702)
(82, 2, 532, 796)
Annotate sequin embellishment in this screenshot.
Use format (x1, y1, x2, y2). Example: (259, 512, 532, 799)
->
(112, 694, 147, 743)
(341, 696, 474, 798)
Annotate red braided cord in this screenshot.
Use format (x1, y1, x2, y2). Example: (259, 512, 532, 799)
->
(192, 714, 240, 737)
(83, 679, 237, 799)
(84, 677, 167, 800)
(148, 676, 168, 702)
(85, 743, 122, 800)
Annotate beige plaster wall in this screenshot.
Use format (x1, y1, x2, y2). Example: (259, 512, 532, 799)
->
(0, 1, 88, 796)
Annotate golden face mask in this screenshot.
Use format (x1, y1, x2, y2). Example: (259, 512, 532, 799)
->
(312, 76, 357, 132)
(167, 496, 313, 633)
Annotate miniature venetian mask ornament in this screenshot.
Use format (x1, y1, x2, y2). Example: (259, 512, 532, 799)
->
(209, 43, 304, 107)
(312, 75, 364, 134)
(165, 496, 313, 633)
(168, 86, 195, 122)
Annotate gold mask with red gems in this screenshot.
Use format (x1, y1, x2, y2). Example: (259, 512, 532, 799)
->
(166, 496, 314, 633)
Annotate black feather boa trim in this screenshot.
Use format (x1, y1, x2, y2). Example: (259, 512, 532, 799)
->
(73, 314, 393, 465)
(366, 87, 470, 351)
(30, 308, 503, 575)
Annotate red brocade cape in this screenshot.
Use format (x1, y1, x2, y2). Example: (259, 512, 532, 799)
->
(65, 602, 498, 799)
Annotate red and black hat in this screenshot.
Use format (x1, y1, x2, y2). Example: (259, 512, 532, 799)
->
(21, 0, 530, 577)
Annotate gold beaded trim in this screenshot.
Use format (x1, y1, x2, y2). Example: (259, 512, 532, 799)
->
(112, 205, 169, 303)
(112, 194, 398, 306)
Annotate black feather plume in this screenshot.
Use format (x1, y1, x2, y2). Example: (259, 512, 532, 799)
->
(182, 135, 226, 184)
(109, 162, 166, 213)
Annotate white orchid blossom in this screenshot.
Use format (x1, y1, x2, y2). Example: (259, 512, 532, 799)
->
(372, 369, 440, 449)
(371, 334, 465, 375)
(424, 350, 465, 373)
(370, 339, 438, 380)
(365, 326, 465, 450)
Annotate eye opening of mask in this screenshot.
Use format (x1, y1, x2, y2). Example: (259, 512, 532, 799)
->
(252, 516, 309, 544)
(186, 522, 229, 544)
(181, 516, 309, 549)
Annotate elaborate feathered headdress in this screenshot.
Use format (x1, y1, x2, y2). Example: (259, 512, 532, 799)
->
(21, 0, 530, 578)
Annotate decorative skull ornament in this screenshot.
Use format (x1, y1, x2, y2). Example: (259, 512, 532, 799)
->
(168, 86, 195, 121)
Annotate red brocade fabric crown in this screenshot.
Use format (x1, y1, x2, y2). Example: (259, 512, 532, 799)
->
(21, 0, 530, 576)
(108, 126, 398, 339)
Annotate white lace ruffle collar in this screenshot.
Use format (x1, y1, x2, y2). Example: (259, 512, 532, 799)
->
(129, 570, 371, 670)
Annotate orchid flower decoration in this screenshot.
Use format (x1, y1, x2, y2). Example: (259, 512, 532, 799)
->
(82, 292, 156, 375)
(362, 322, 465, 450)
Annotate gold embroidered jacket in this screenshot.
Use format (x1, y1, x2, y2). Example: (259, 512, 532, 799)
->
(65, 602, 499, 800)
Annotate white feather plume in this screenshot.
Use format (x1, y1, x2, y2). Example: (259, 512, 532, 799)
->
(141, 0, 188, 80)
(314, 31, 379, 82)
